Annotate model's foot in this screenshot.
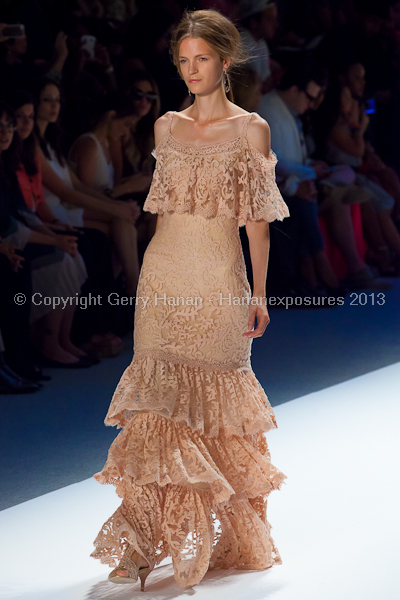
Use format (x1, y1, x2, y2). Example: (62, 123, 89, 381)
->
(115, 551, 149, 577)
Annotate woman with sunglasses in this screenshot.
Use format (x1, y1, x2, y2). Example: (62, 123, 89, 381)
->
(68, 91, 151, 198)
(110, 71, 161, 252)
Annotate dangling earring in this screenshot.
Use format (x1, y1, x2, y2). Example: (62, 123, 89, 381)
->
(224, 70, 230, 93)
(188, 88, 191, 96)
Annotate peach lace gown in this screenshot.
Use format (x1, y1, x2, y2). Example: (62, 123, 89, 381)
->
(91, 112, 290, 587)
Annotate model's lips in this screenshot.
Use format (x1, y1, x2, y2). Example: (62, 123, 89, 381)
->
(189, 79, 201, 83)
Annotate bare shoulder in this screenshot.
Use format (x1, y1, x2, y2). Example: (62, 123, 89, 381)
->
(247, 113, 271, 157)
(70, 134, 97, 158)
(154, 112, 173, 145)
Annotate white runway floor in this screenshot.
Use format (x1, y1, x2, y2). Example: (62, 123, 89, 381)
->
(1, 362, 399, 600)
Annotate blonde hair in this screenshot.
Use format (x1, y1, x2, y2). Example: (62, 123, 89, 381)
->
(170, 9, 248, 102)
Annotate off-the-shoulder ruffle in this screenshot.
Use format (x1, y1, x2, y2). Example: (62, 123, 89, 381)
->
(104, 352, 278, 437)
(144, 136, 289, 227)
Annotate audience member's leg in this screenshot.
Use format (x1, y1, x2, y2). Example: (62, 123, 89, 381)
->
(296, 198, 339, 289)
(323, 202, 367, 274)
(72, 227, 124, 346)
(0, 255, 37, 377)
(377, 209, 400, 258)
(267, 196, 302, 294)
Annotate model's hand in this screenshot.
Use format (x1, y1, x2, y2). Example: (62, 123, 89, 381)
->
(243, 297, 270, 338)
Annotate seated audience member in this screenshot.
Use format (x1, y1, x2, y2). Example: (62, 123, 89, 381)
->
(0, 324, 41, 394)
(68, 94, 143, 299)
(238, 0, 281, 96)
(68, 91, 146, 196)
(342, 62, 400, 224)
(35, 78, 141, 299)
(123, 9, 187, 113)
(0, 246, 41, 393)
(0, 101, 92, 368)
(258, 60, 382, 291)
(323, 82, 400, 274)
(114, 71, 160, 247)
(0, 26, 69, 91)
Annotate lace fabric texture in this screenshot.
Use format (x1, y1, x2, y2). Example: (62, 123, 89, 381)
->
(92, 115, 288, 587)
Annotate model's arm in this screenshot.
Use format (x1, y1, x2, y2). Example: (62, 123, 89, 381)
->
(243, 114, 272, 338)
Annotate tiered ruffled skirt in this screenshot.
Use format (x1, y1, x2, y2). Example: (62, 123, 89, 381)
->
(91, 213, 286, 587)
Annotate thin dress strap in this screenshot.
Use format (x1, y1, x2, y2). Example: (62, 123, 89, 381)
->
(168, 111, 175, 134)
(152, 111, 175, 158)
(241, 113, 254, 148)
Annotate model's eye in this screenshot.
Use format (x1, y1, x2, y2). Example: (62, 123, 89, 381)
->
(179, 59, 187, 64)
(199, 57, 207, 61)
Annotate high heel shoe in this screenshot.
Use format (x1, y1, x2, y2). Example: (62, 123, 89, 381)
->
(108, 546, 152, 591)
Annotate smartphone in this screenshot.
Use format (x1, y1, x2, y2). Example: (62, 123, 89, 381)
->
(365, 98, 375, 115)
(80, 34, 96, 59)
(2, 24, 25, 38)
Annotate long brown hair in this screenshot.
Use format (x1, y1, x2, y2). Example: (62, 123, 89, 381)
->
(125, 71, 161, 173)
(170, 9, 248, 102)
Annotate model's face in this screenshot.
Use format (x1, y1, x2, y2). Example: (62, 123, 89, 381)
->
(37, 84, 61, 123)
(131, 80, 156, 119)
(178, 37, 229, 96)
(346, 63, 366, 99)
(0, 112, 15, 153)
(15, 103, 35, 140)
(292, 81, 322, 115)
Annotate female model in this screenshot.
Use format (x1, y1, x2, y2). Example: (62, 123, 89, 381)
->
(91, 9, 289, 590)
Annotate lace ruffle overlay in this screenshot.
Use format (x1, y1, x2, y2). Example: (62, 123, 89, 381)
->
(144, 114, 290, 227)
(104, 354, 278, 437)
(92, 409, 286, 587)
(92, 355, 287, 587)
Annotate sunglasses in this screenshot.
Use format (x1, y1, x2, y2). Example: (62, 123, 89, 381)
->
(131, 88, 158, 102)
(0, 121, 16, 132)
(301, 89, 320, 103)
